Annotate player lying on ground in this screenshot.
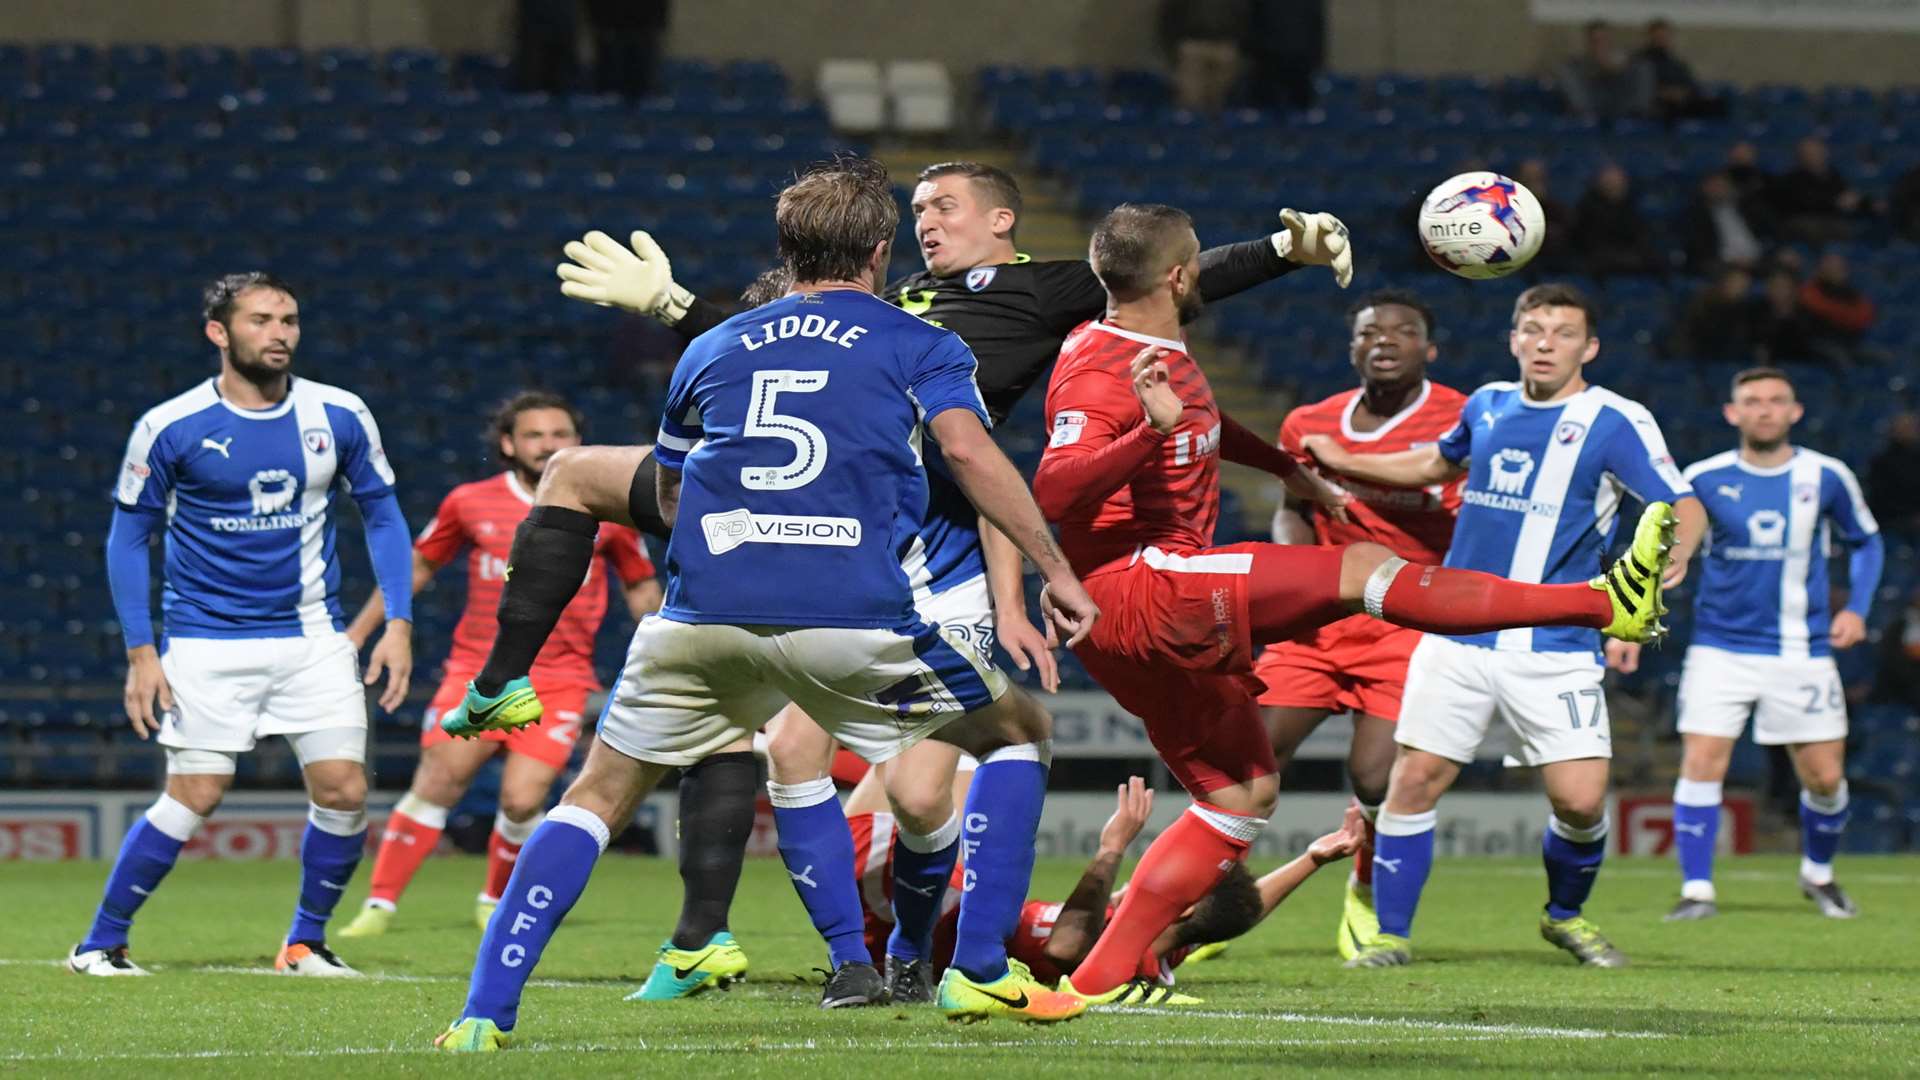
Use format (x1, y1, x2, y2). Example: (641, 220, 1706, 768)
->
(458, 162, 1357, 1006)
(75, 274, 414, 978)
(840, 770, 1368, 1004)
(1666, 366, 1882, 922)
(1304, 283, 1708, 970)
(1030, 206, 1682, 1003)
(1252, 288, 1467, 959)
(434, 157, 1104, 1052)
(336, 392, 661, 939)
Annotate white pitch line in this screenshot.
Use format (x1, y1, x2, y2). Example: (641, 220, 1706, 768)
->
(1478, 866, 1918, 885)
(1106, 1007, 1667, 1040)
(0, 1033, 1514, 1064)
(1, 957, 606, 990)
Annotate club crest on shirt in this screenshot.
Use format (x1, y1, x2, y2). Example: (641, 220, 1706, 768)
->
(965, 267, 998, 292)
(1554, 420, 1587, 445)
(303, 427, 332, 454)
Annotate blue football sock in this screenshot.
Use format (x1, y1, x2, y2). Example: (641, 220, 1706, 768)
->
(1542, 814, 1608, 921)
(287, 805, 368, 944)
(1672, 778, 1721, 898)
(81, 796, 202, 952)
(462, 806, 608, 1031)
(1799, 782, 1849, 881)
(948, 744, 1048, 983)
(1373, 809, 1436, 938)
(887, 812, 960, 963)
(768, 777, 869, 969)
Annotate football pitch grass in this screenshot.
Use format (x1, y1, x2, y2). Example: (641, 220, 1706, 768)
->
(8, 854, 1918, 1077)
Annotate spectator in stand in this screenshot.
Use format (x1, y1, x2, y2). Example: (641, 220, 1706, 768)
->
(1632, 18, 1727, 122)
(1724, 141, 1774, 221)
(1870, 585, 1920, 710)
(1516, 158, 1577, 272)
(1867, 412, 1920, 536)
(1242, 0, 1325, 112)
(1773, 138, 1867, 242)
(1891, 164, 1920, 243)
(1571, 164, 1663, 277)
(1683, 171, 1768, 272)
(1754, 268, 1814, 365)
(1796, 252, 1875, 365)
(1556, 19, 1652, 122)
(512, 0, 579, 94)
(586, 0, 670, 98)
(1673, 266, 1759, 362)
(1160, 0, 1251, 113)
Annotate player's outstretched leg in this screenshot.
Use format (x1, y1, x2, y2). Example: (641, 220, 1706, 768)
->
(438, 738, 661, 1051)
(466, 446, 655, 701)
(1336, 503, 1677, 645)
(630, 748, 758, 1000)
(69, 790, 209, 976)
(279, 758, 371, 977)
(1667, 776, 1722, 921)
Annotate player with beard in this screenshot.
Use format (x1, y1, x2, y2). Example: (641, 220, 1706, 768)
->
(1032, 206, 1679, 1002)
(72, 273, 413, 977)
(442, 162, 1357, 1005)
(1251, 290, 1466, 959)
(336, 392, 661, 940)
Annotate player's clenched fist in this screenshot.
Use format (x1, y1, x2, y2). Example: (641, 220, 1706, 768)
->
(556, 230, 695, 323)
(1130, 346, 1185, 434)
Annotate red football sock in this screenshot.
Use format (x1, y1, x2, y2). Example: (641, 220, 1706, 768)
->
(1070, 805, 1257, 995)
(1379, 564, 1610, 634)
(366, 802, 446, 907)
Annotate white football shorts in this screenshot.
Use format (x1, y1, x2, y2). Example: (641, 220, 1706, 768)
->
(597, 610, 1008, 769)
(1676, 644, 1848, 746)
(157, 633, 368, 764)
(1396, 634, 1612, 766)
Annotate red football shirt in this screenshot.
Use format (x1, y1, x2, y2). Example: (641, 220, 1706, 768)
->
(414, 472, 654, 686)
(1278, 380, 1466, 563)
(1041, 321, 1222, 576)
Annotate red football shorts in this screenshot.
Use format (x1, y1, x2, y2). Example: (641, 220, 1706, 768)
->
(1075, 543, 1347, 795)
(1253, 616, 1422, 722)
(420, 670, 593, 772)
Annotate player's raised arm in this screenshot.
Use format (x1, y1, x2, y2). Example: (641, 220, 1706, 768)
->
(1044, 777, 1155, 968)
(1030, 348, 1178, 520)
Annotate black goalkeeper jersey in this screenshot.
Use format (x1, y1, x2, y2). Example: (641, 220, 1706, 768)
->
(676, 239, 1297, 425)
